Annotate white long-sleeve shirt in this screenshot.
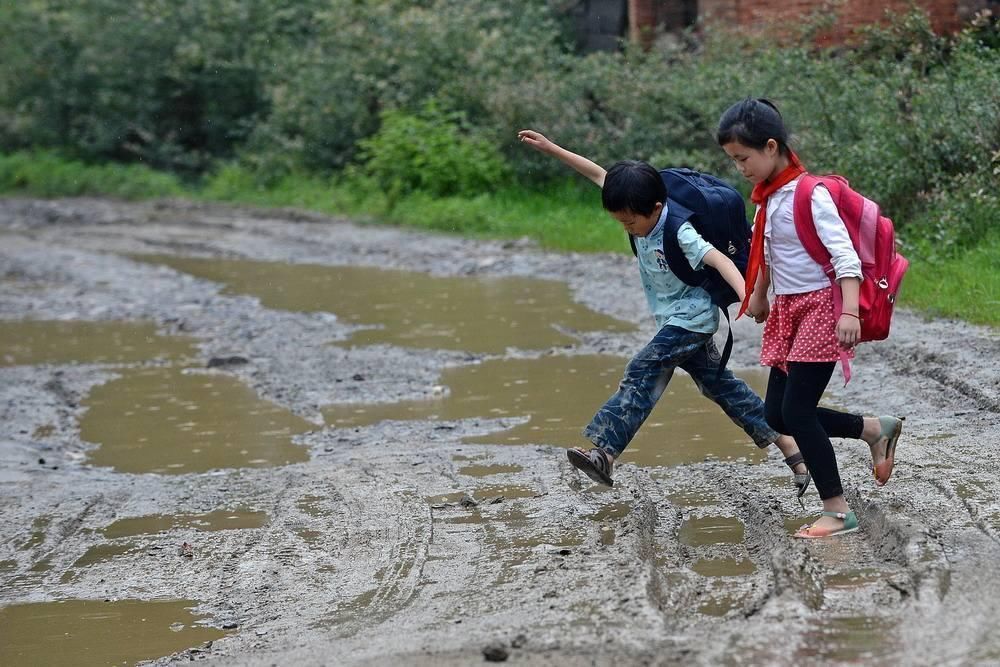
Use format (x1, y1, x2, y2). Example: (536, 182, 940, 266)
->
(760, 177, 862, 295)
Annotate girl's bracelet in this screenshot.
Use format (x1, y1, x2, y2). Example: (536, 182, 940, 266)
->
(840, 312, 861, 319)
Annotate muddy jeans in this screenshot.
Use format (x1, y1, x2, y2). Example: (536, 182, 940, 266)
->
(584, 325, 778, 457)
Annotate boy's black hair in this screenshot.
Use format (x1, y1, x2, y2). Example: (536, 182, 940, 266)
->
(602, 160, 666, 216)
(716, 97, 790, 155)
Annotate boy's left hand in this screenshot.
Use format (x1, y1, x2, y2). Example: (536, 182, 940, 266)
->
(837, 313, 861, 347)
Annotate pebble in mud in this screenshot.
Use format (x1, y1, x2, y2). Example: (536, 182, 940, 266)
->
(482, 641, 509, 662)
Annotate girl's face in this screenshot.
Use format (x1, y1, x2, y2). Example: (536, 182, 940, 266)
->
(721, 139, 781, 184)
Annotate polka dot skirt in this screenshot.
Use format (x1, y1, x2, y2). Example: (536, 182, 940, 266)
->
(760, 287, 853, 372)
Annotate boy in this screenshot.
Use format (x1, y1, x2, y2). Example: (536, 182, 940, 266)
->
(518, 130, 809, 495)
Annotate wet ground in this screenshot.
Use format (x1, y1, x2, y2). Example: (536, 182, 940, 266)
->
(1, 197, 999, 666)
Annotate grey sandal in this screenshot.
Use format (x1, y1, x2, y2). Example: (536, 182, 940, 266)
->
(784, 452, 811, 509)
(567, 447, 614, 487)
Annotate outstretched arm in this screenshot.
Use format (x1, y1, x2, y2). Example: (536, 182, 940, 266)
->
(518, 130, 605, 188)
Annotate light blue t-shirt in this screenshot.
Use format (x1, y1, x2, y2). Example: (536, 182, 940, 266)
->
(634, 205, 719, 333)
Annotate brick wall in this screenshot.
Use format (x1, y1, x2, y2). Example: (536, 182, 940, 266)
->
(698, 0, 971, 42)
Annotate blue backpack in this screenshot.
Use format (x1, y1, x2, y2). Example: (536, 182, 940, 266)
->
(627, 168, 751, 379)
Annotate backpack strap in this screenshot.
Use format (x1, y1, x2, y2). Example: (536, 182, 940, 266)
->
(792, 175, 852, 385)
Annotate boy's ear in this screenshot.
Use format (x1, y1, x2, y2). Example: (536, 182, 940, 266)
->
(766, 138, 779, 155)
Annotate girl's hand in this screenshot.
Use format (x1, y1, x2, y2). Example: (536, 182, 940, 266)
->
(747, 292, 770, 323)
(518, 129, 554, 154)
(837, 313, 861, 348)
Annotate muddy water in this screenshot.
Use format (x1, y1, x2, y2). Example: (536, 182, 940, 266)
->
(679, 516, 745, 546)
(326, 355, 770, 467)
(135, 255, 634, 353)
(81, 367, 313, 474)
(102, 508, 268, 538)
(0, 599, 227, 666)
(0, 320, 197, 366)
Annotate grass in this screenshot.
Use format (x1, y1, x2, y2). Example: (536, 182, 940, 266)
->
(1, 151, 997, 327)
(899, 234, 1000, 326)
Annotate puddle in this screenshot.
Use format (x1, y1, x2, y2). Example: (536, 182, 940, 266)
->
(295, 529, 323, 544)
(697, 594, 745, 617)
(19, 516, 50, 551)
(29, 557, 53, 573)
(297, 495, 327, 517)
(134, 255, 633, 354)
(473, 485, 537, 499)
(102, 508, 269, 538)
(825, 568, 883, 589)
(72, 544, 142, 568)
(691, 557, 756, 577)
(0, 320, 197, 367)
(585, 502, 633, 522)
(426, 492, 469, 505)
(0, 599, 228, 666)
(325, 355, 770, 468)
(81, 367, 312, 474)
(679, 516, 745, 546)
(783, 516, 814, 535)
(457, 463, 523, 477)
(797, 615, 895, 662)
(0, 559, 16, 573)
(667, 489, 720, 507)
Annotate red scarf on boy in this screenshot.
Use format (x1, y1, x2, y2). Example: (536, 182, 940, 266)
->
(737, 151, 806, 319)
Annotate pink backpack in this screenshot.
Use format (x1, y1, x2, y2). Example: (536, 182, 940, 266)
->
(792, 175, 909, 382)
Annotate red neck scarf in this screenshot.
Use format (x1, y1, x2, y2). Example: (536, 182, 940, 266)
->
(737, 151, 806, 318)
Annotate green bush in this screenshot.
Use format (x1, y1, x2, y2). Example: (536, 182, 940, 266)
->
(356, 103, 510, 205)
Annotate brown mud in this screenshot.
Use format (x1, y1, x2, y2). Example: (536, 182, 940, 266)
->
(1, 197, 999, 665)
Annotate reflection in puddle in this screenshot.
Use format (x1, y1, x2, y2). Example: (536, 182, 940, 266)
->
(697, 594, 745, 616)
(691, 557, 756, 577)
(72, 543, 141, 568)
(19, 516, 50, 551)
(102, 509, 269, 538)
(0, 599, 228, 666)
(679, 516, 745, 546)
(325, 356, 770, 468)
(474, 485, 537, 499)
(798, 615, 895, 662)
(297, 495, 326, 517)
(134, 255, 633, 354)
(0, 320, 197, 367)
(585, 502, 632, 522)
(81, 367, 312, 474)
(457, 464, 523, 477)
(825, 568, 883, 589)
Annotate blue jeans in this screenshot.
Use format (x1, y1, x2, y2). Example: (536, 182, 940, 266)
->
(584, 325, 778, 457)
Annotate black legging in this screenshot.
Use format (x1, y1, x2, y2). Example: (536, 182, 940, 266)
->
(765, 362, 864, 500)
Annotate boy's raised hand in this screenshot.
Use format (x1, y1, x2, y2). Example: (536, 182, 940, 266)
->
(517, 130, 606, 187)
(518, 130, 556, 154)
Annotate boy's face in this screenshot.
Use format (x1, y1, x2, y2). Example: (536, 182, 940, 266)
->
(610, 202, 663, 238)
(722, 139, 780, 184)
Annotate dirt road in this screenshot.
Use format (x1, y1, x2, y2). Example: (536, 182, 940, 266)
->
(1, 197, 999, 665)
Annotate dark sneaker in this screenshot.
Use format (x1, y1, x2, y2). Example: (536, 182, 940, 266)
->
(567, 447, 614, 487)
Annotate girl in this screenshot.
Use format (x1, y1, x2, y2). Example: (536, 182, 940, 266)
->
(716, 98, 904, 539)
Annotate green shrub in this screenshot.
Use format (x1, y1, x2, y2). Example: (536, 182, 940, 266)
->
(357, 103, 510, 206)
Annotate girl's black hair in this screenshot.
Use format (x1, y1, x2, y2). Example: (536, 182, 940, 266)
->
(601, 160, 666, 216)
(716, 98, 790, 154)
